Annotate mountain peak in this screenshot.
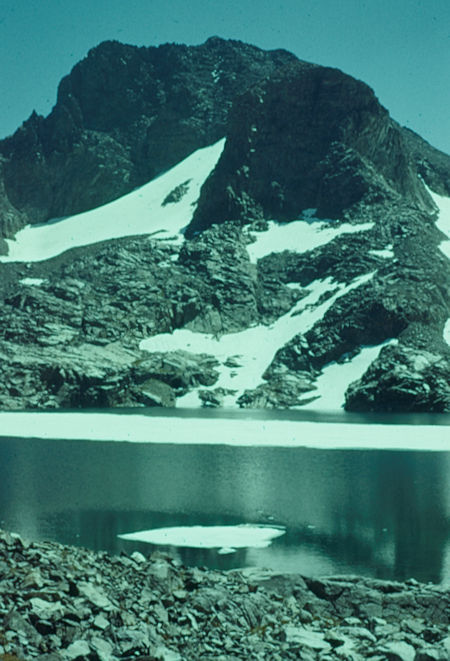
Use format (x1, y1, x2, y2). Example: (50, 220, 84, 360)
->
(0, 37, 449, 413)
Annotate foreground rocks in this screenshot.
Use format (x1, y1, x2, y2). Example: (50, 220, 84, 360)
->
(1, 529, 450, 660)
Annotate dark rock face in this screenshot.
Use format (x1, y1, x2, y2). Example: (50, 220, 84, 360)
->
(401, 126, 450, 196)
(0, 38, 297, 237)
(187, 63, 434, 236)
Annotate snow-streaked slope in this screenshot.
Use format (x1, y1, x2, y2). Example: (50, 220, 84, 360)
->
(429, 188, 450, 260)
(141, 272, 381, 408)
(246, 218, 374, 263)
(0, 140, 225, 263)
(0, 411, 448, 450)
(118, 524, 285, 552)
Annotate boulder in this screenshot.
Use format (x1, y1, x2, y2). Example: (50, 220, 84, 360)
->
(345, 344, 450, 412)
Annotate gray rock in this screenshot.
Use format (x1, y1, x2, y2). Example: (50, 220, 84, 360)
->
(381, 640, 416, 661)
(90, 636, 116, 661)
(29, 597, 65, 621)
(3, 609, 42, 645)
(284, 626, 331, 651)
(64, 639, 91, 660)
(77, 582, 113, 610)
(93, 614, 109, 630)
(345, 344, 450, 412)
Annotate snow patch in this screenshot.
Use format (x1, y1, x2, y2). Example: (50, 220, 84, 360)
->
(420, 188, 450, 349)
(0, 140, 225, 263)
(369, 246, 394, 259)
(428, 188, 450, 259)
(19, 278, 45, 286)
(246, 218, 374, 263)
(118, 524, 285, 552)
(301, 340, 398, 411)
(444, 319, 450, 347)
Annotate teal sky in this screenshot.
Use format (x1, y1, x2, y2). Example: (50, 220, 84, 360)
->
(1, 0, 449, 154)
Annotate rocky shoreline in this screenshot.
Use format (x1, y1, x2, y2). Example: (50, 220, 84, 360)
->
(1, 529, 449, 660)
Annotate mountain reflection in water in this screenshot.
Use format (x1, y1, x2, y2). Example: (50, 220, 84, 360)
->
(0, 416, 449, 584)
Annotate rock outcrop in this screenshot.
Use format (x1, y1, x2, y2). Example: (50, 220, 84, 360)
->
(186, 63, 433, 236)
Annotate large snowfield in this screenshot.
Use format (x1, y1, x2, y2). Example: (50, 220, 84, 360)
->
(0, 140, 225, 263)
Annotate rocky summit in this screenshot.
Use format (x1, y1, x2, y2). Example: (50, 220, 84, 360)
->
(1, 528, 450, 660)
(0, 37, 449, 412)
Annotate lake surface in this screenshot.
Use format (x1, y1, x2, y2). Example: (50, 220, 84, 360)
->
(1, 411, 450, 585)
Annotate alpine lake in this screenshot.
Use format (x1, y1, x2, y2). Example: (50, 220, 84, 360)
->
(1, 407, 450, 586)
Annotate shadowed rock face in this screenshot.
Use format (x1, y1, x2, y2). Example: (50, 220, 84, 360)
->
(187, 63, 435, 236)
(0, 37, 297, 237)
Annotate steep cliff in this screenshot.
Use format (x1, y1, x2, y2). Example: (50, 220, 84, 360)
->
(0, 38, 297, 238)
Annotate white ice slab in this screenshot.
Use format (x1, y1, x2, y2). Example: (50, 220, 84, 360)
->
(118, 524, 285, 551)
(0, 140, 225, 263)
(0, 412, 448, 451)
(246, 218, 374, 263)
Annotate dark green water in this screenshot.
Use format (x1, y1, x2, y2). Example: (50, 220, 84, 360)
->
(1, 429, 449, 584)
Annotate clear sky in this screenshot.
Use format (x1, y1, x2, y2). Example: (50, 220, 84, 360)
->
(0, 0, 449, 154)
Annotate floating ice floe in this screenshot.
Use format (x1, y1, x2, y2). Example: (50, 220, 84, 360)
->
(0, 139, 225, 263)
(118, 524, 286, 553)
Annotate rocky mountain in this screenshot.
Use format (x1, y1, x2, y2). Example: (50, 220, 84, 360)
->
(0, 38, 296, 241)
(0, 37, 449, 413)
